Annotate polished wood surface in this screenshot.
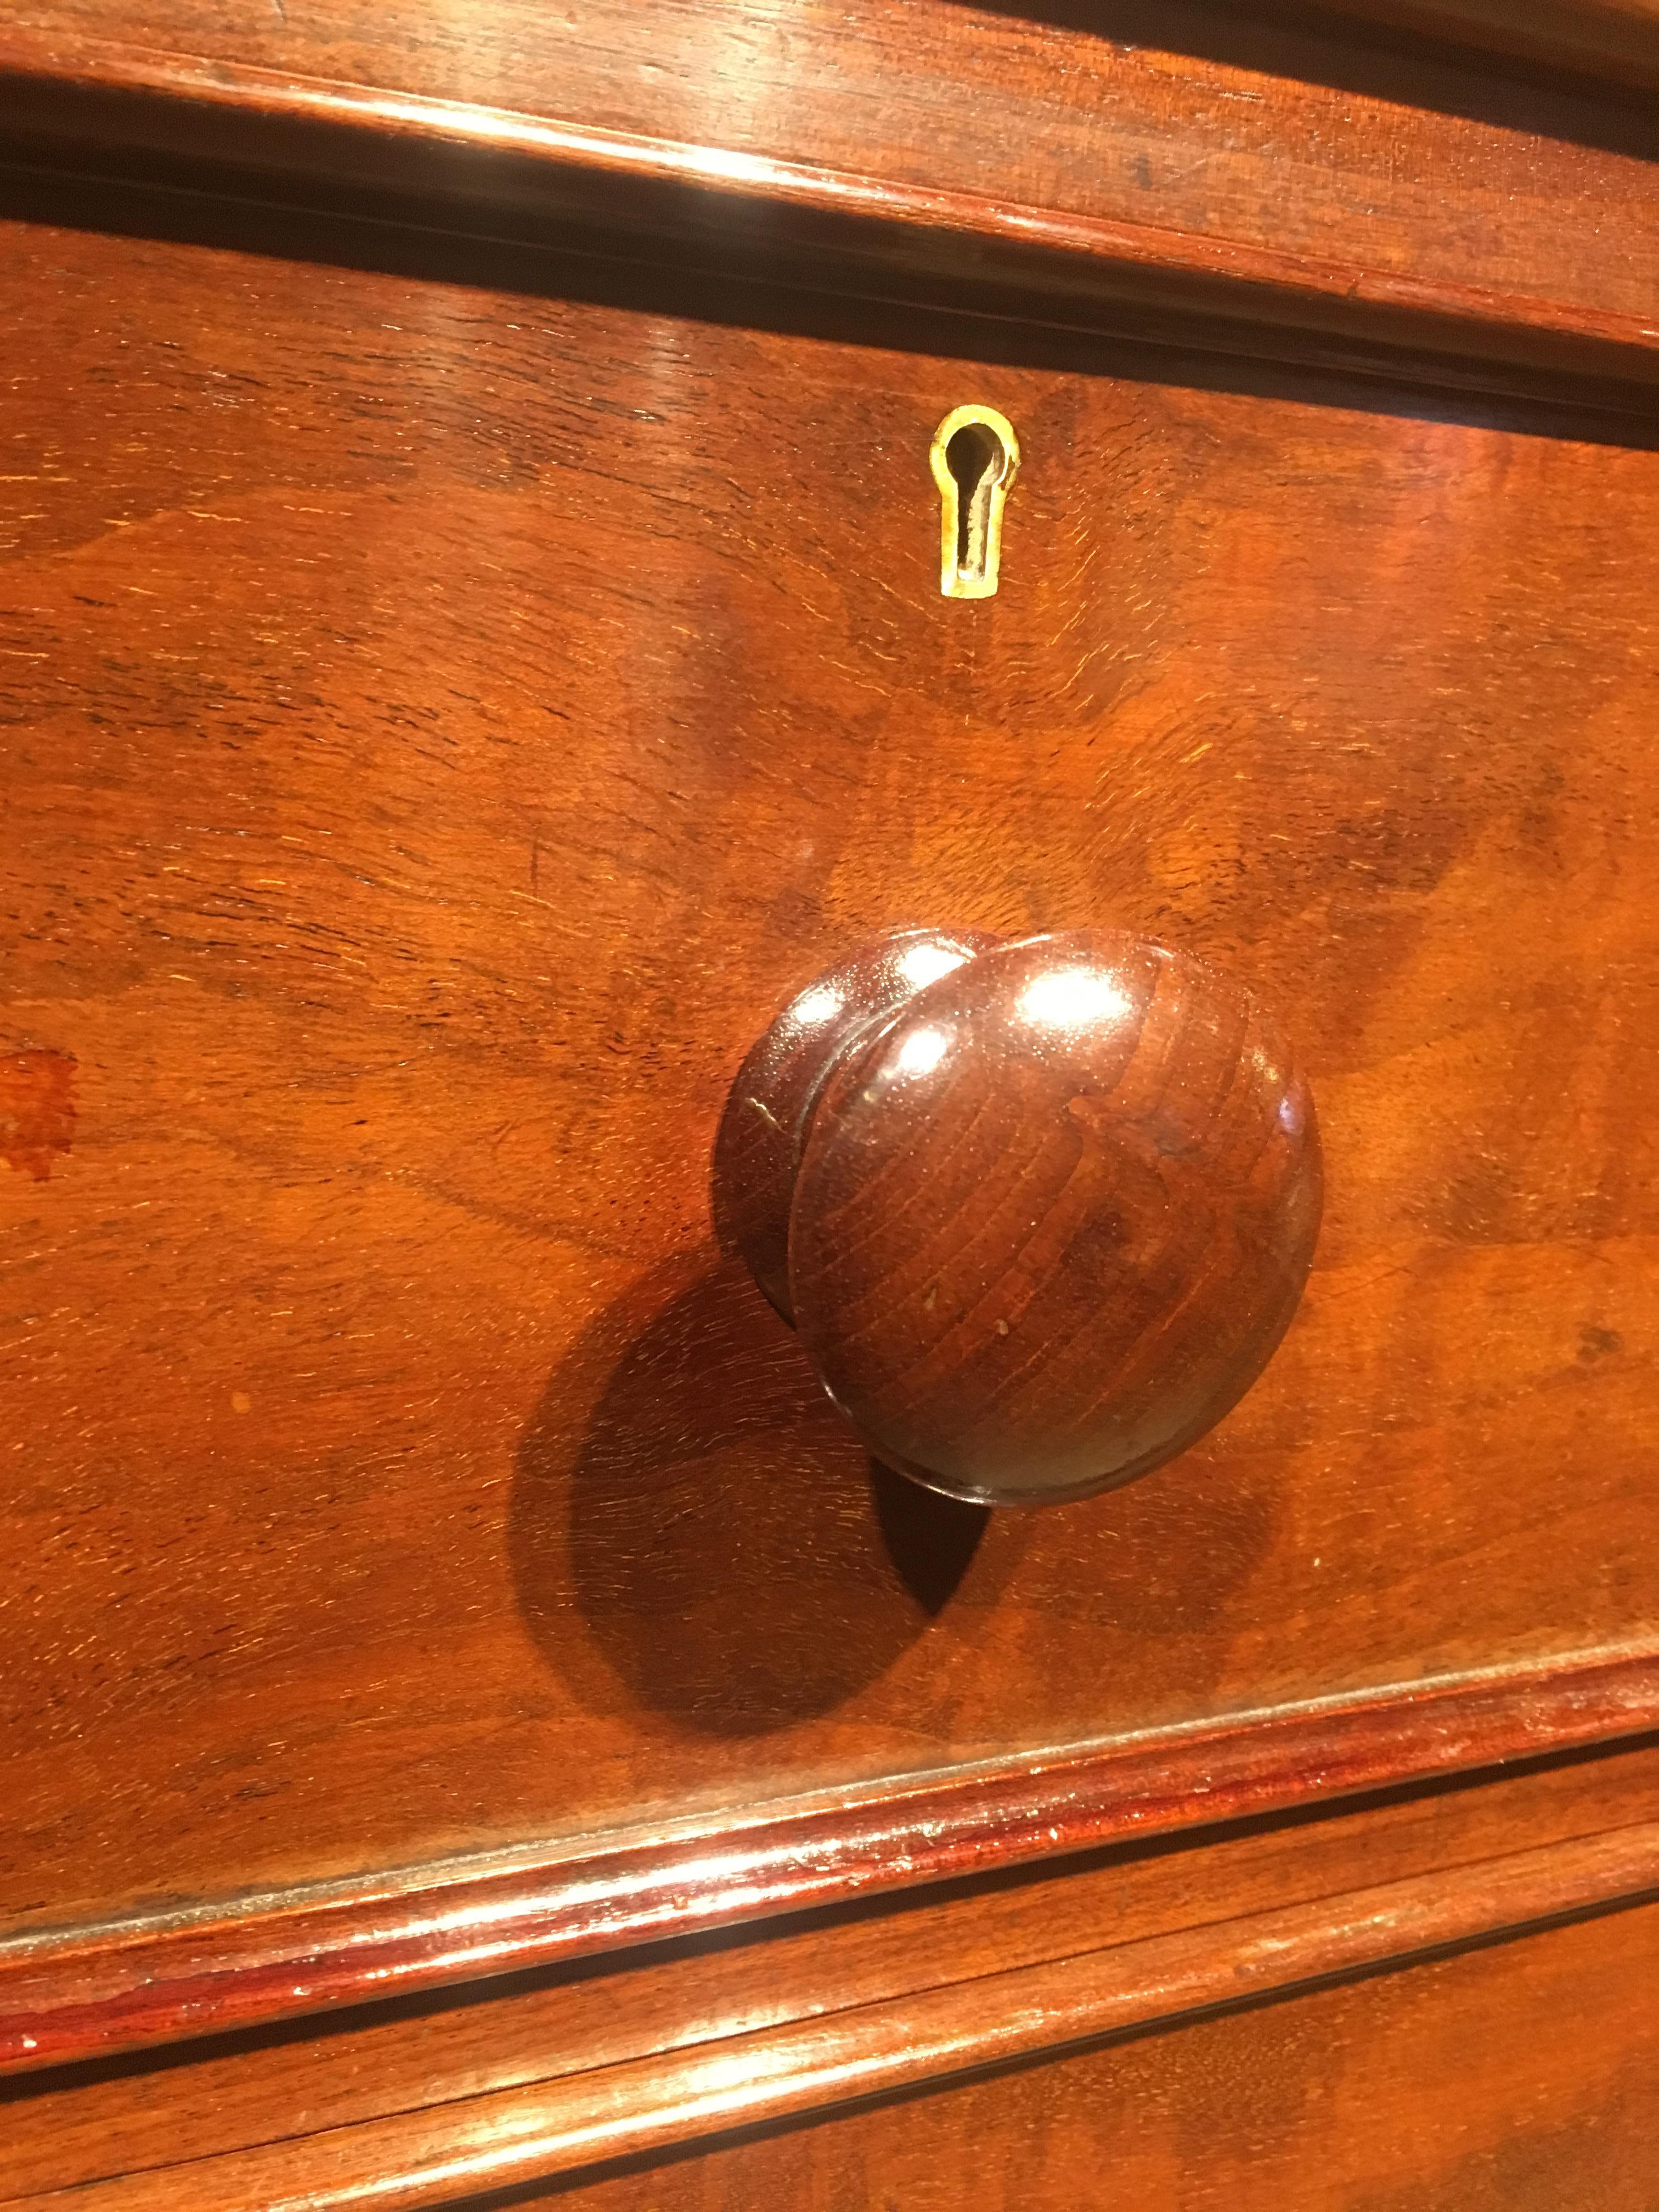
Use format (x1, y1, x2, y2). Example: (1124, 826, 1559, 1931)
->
(7, 1644, 1650, 2073)
(2, 5, 1657, 402)
(3, 172, 1658, 1962)
(2, 4, 1658, 2193)
(725, 926, 1321, 1504)
(13, 1848, 1659, 2209)
(549, 1904, 1659, 2212)
(715, 928, 999, 1322)
(8, 1737, 1659, 2204)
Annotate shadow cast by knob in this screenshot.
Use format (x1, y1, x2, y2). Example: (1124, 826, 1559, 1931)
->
(509, 1253, 1026, 1739)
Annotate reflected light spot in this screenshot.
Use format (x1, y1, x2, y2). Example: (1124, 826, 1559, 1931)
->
(893, 1025, 950, 1078)
(1018, 968, 1132, 1031)
(898, 941, 972, 991)
(792, 985, 843, 1028)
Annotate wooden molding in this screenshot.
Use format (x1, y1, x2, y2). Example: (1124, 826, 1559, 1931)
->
(2, 1643, 1655, 2077)
(0, 16, 1655, 407)
(7, 1819, 1657, 2210)
(9, 1737, 1658, 2196)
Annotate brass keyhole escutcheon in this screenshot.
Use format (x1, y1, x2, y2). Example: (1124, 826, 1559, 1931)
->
(930, 404, 1019, 599)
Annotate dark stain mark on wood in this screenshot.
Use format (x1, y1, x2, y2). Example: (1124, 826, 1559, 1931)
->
(0, 1051, 77, 1181)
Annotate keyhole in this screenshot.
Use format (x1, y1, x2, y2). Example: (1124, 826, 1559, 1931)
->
(948, 422, 1002, 577)
(929, 404, 1020, 600)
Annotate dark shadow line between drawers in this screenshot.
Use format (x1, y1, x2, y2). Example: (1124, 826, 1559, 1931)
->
(0, 162, 1655, 454)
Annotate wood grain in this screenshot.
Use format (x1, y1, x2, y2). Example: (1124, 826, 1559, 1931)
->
(549, 1900, 1659, 2212)
(10, 1732, 1659, 2198)
(764, 927, 1323, 1504)
(0, 4, 1656, 400)
(3, 184, 1658, 1988)
(1, 12, 1654, 2199)
(4, 1821, 1656, 2209)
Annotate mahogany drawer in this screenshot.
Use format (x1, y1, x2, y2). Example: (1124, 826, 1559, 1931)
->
(4, 184, 1657, 1936)
(1, 1, 1657, 2196)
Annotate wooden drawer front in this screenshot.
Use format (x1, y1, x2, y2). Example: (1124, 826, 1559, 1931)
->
(3, 184, 1657, 1936)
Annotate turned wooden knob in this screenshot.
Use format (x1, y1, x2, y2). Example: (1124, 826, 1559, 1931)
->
(714, 928, 1322, 1506)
